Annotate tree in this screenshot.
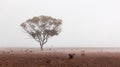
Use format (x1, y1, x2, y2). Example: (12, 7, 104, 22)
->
(21, 15, 62, 51)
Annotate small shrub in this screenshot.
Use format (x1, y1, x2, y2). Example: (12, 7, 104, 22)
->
(68, 53, 75, 60)
(46, 59, 51, 64)
(81, 50, 85, 56)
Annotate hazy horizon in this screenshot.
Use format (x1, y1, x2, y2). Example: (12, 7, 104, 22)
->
(0, 0, 120, 48)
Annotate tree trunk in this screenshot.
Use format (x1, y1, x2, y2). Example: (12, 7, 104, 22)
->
(40, 44, 43, 51)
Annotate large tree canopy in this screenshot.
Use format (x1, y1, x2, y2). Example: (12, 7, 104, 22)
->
(21, 15, 62, 50)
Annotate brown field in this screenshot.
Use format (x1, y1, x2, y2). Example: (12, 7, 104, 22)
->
(0, 48, 120, 67)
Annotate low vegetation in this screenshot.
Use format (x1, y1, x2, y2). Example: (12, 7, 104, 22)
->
(0, 48, 120, 67)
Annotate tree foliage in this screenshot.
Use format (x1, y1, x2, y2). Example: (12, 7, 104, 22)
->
(21, 15, 62, 50)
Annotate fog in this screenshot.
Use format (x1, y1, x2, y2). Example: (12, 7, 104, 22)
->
(0, 0, 120, 48)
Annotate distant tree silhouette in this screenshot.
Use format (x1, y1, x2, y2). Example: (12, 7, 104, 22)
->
(21, 15, 62, 50)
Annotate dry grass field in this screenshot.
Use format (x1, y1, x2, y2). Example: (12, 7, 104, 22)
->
(0, 48, 120, 67)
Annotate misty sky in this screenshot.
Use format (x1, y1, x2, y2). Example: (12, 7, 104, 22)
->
(0, 0, 120, 48)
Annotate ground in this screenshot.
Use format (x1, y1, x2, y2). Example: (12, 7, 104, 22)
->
(0, 48, 120, 67)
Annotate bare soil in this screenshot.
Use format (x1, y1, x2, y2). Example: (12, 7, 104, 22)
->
(0, 48, 120, 67)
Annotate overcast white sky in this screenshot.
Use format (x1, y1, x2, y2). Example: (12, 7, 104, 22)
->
(0, 0, 120, 48)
